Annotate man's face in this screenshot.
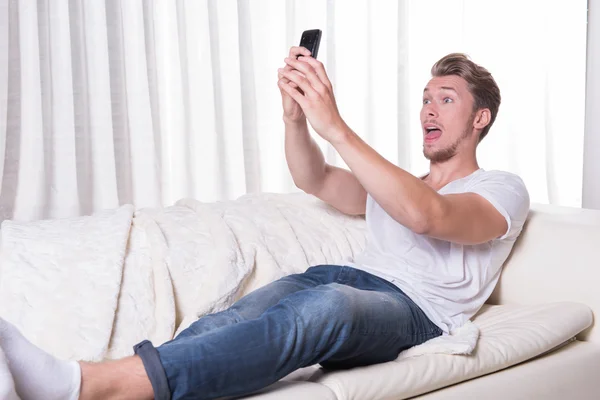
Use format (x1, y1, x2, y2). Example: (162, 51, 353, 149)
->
(420, 75, 476, 162)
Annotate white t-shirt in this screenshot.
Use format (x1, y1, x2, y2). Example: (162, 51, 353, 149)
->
(344, 168, 530, 334)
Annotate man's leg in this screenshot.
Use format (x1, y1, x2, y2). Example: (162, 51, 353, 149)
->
(136, 275, 442, 400)
(78, 357, 154, 400)
(0, 265, 344, 400)
(173, 264, 339, 340)
(0, 265, 442, 400)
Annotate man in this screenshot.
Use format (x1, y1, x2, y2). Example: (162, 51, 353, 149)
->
(0, 49, 529, 400)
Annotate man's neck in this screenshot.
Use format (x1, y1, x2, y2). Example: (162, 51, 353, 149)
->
(423, 155, 480, 190)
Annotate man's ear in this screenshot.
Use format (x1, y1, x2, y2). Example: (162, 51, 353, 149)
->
(473, 108, 491, 130)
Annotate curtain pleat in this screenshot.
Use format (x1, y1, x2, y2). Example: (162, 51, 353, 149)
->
(175, 0, 195, 199)
(181, 0, 220, 202)
(237, 0, 261, 195)
(88, 0, 119, 211)
(324, 0, 337, 167)
(15, 1, 46, 221)
(120, 0, 160, 208)
(0, 0, 11, 208)
(69, 0, 92, 216)
(105, 0, 133, 208)
(153, 0, 186, 206)
(0, 0, 20, 221)
(207, 0, 232, 202)
(396, 0, 410, 171)
(42, 0, 80, 218)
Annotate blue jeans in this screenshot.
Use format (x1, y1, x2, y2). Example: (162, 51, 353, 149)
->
(134, 264, 442, 400)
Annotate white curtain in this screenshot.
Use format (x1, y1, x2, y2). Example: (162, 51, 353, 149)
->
(0, 0, 588, 221)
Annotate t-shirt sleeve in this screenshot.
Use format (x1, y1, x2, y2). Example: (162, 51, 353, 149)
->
(466, 171, 530, 241)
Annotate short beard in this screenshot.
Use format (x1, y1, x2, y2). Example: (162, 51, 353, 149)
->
(423, 116, 474, 163)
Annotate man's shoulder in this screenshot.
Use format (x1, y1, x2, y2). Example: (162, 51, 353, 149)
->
(470, 169, 527, 191)
(478, 168, 522, 179)
(467, 169, 531, 217)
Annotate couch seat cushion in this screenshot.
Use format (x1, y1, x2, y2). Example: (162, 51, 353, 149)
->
(415, 340, 600, 399)
(301, 302, 592, 400)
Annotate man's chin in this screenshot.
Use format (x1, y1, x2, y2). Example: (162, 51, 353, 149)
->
(423, 148, 456, 163)
(423, 145, 438, 161)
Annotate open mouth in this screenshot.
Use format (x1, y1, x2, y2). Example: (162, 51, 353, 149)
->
(424, 125, 442, 142)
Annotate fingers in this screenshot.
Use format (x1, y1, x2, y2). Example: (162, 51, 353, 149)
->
(283, 57, 327, 94)
(289, 46, 311, 59)
(277, 69, 300, 89)
(277, 46, 310, 85)
(278, 79, 308, 108)
(278, 63, 304, 86)
(277, 76, 303, 93)
(278, 68, 316, 98)
(297, 56, 332, 89)
(276, 47, 315, 98)
(278, 67, 298, 82)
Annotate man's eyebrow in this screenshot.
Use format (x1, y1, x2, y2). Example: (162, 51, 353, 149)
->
(440, 86, 458, 93)
(423, 86, 458, 94)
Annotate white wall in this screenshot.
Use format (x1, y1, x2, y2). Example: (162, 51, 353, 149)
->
(583, 0, 600, 209)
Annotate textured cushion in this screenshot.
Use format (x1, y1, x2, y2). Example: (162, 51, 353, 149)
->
(308, 302, 592, 400)
(488, 203, 600, 343)
(416, 340, 600, 399)
(221, 381, 337, 400)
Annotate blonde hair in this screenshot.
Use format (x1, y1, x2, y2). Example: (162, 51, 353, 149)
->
(431, 53, 501, 141)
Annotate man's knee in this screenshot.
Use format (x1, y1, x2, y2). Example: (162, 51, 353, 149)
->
(283, 283, 359, 329)
(315, 283, 359, 312)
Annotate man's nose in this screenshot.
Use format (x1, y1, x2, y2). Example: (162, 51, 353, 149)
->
(427, 105, 438, 117)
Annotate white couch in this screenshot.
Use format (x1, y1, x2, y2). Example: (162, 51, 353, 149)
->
(1, 193, 597, 399)
(225, 201, 600, 400)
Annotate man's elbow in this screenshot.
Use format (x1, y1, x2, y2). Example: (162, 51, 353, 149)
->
(409, 197, 446, 236)
(410, 214, 433, 235)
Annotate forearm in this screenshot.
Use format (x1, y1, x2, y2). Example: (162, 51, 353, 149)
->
(284, 119, 327, 192)
(330, 126, 443, 232)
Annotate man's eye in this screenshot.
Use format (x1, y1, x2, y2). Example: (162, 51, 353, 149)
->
(443, 97, 453, 103)
(423, 99, 431, 105)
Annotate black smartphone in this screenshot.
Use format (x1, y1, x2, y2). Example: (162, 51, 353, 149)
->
(298, 29, 322, 59)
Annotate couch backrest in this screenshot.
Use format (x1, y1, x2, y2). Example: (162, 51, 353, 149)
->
(487, 203, 600, 343)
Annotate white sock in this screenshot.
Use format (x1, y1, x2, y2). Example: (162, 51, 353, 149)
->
(0, 346, 19, 400)
(0, 318, 80, 400)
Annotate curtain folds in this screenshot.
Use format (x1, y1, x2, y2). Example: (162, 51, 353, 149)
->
(0, 0, 588, 221)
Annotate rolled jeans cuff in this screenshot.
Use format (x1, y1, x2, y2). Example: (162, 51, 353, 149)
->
(133, 339, 171, 400)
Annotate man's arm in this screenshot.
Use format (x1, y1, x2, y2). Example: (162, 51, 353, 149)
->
(423, 193, 508, 244)
(284, 118, 326, 190)
(310, 164, 367, 215)
(330, 130, 507, 245)
(284, 119, 367, 216)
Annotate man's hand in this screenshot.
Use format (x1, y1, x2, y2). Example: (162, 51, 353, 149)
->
(277, 56, 348, 144)
(278, 47, 312, 124)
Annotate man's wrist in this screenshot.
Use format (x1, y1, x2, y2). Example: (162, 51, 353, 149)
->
(328, 122, 353, 147)
(283, 116, 307, 127)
